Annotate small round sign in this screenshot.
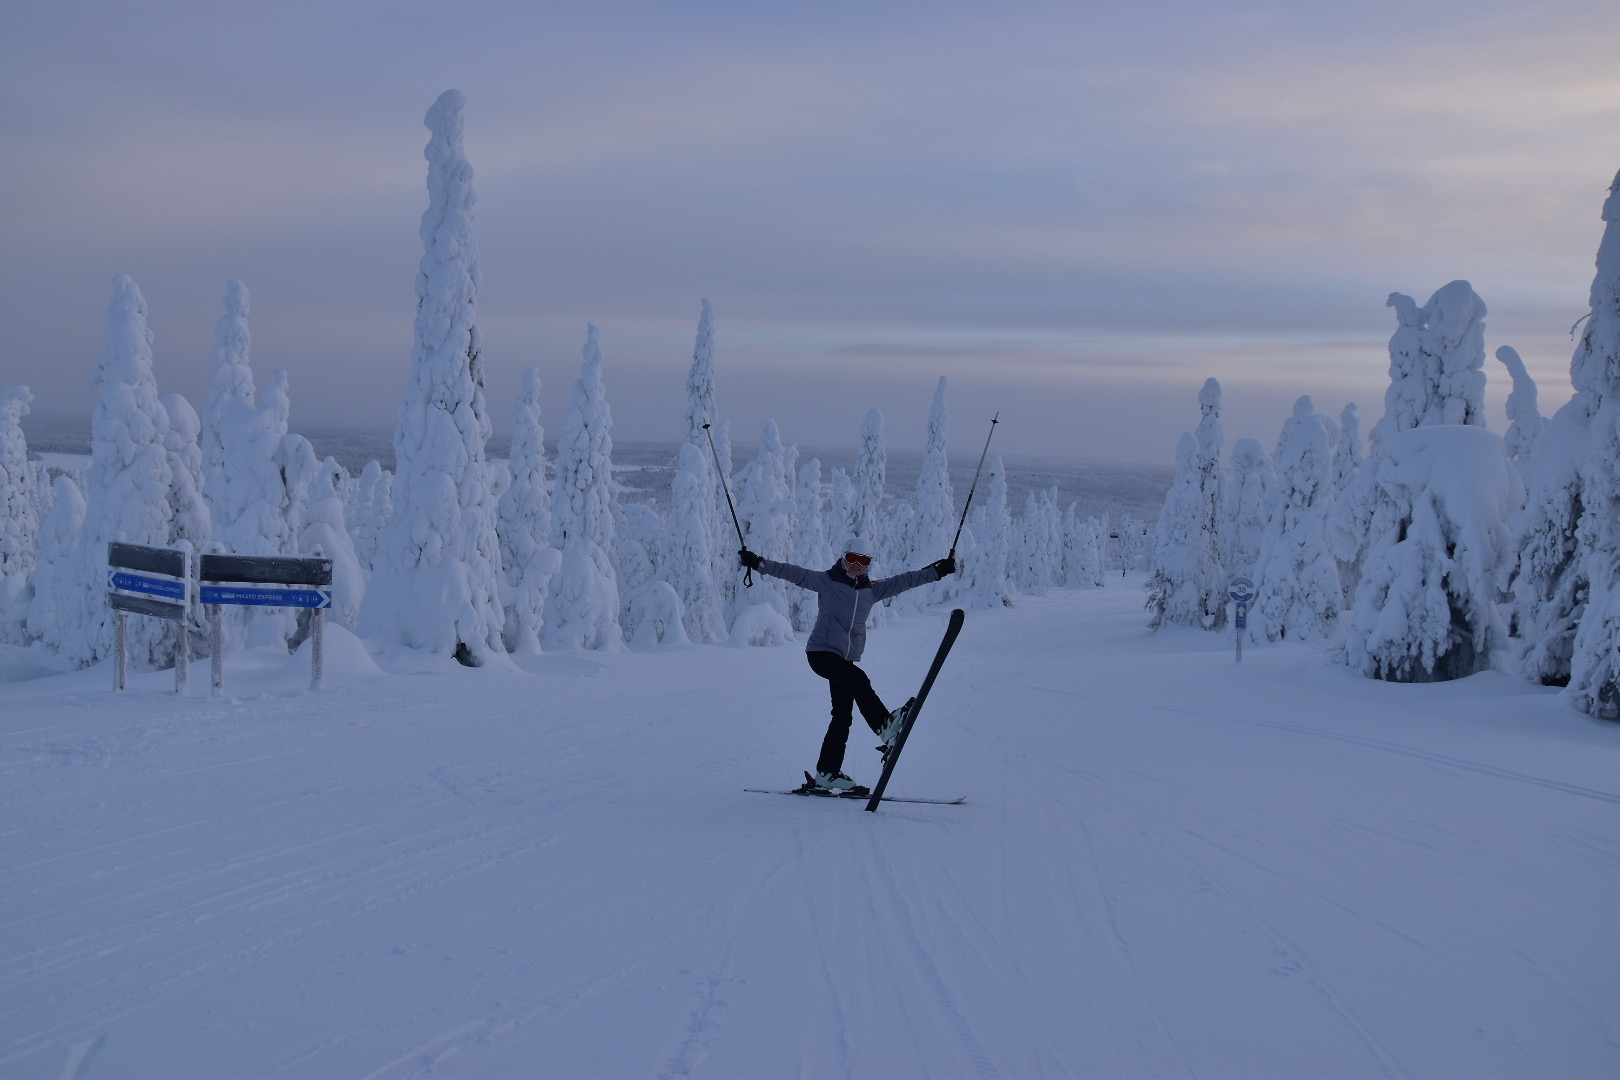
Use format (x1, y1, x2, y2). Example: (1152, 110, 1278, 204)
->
(1229, 576, 1256, 605)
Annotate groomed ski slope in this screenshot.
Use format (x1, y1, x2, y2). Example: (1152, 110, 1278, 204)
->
(2, 579, 1617, 1079)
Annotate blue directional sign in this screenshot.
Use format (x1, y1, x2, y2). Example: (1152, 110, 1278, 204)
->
(1234, 602, 1249, 631)
(200, 585, 332, 609)
(107, 570, 186, 602)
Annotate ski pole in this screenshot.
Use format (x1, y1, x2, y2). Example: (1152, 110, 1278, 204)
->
(703, 422, 752, 588)
(948, 413, 999, 559)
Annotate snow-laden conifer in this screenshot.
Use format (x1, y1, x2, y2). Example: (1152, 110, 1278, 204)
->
(1341, 426, 1521, 682)
(1332, 403, 1363, 497)
(26, 475, 85, 653)
(161, 393, 210, 559)
(1250, 398, 1342, 643)
(901, 377, 955, 610)
(1222, 437, 1276, 581)
(545, 325, 624, 651)
(496, 368, 559, 654)
(1062, 508, 1107, 588)
(660, 442, 725, 643)
(733, 419, 796, 634)
(679, 299, 734, 635)
(616, 500, 665, 640)
(793, 458, 829, 570)
(201, 280, 253, 514)
(1011, 491, 1061, 596)
(359, 90, 506, 665)
(300, 458, 364, 629)
(957, 455, 1011, 609)
(1372, 281, 1488, 443)
(824, 468, 856, 565)
(0, 387, 38, 642)
(1495, 346, 1545, 467)
(1566, 170, 1620, 718)
(1146, 380, 1227, 630)
(66, 276, 178, 667)
(851, 409, 887, 550)
(347, 461, 392, 579)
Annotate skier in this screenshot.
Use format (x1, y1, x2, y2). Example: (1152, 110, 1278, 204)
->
(738, 540, 955, 791)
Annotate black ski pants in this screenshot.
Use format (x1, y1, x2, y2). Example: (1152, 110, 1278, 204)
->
(805, 650, 890, 775)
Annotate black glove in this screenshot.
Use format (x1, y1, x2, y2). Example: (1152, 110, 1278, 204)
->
(738, 548, 763, 570)
(930, 556, 956, 579)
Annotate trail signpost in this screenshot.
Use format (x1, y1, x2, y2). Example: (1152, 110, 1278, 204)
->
(199, 552, 333, 692)
(106, 541, 193, 693)
(1229, 576, 1255, 663)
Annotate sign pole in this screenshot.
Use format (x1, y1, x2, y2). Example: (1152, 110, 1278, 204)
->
(211, 605, 223, 695)
(115, 612, 127, 692)
(310, 607, 325, 690)
(1228, 577, 1255, 665)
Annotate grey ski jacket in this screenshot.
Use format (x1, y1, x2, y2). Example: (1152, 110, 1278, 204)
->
(753, 558, 941, 662)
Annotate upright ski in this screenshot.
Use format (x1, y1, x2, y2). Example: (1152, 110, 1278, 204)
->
(865, 608, 965, 812)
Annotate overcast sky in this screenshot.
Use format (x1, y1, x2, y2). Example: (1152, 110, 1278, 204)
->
(2, 1, 1617, 464)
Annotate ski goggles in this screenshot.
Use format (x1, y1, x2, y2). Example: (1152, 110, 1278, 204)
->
(843, 552, 872, 567)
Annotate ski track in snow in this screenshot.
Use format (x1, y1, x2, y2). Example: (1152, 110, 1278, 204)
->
(2, 585, 1619, 1077)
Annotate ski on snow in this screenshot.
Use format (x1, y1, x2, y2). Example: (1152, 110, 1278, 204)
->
(744, 774, 966, 806)
(746, 608, 968, 811)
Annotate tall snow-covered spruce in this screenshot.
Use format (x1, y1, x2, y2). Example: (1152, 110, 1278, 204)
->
(69, 276, 178, 668)
(545, 325, 625, 651)
(0, 386, 37, 642)
(1249, 397, 1342, 643)
(496, 368, 559, 654)
(359, 90, 506, 665)
(1146, 379, 1227, 630)
(1566, 170, 1620, 718)
(663, 299, 729, 642)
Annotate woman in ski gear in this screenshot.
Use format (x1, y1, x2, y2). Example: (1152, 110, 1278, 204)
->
(738, 542, 955, 790)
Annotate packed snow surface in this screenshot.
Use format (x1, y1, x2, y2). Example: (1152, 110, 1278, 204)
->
(2, 582, 1617, 1078)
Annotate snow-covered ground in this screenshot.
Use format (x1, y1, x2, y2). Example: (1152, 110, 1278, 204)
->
(2, 580, 1616, 1079)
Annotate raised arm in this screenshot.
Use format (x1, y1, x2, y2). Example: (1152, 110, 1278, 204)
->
(869, 557, 955, 601)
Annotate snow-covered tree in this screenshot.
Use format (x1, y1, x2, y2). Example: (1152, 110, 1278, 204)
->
(1332, 403, 1364, 497)
(850, 409, 888, 557)
(1062, 506, 1105, 588)
(1372, 281, 1488, 444)
(1222, 437, 1275, 580)
(824, 468, 856, 566)
(660, 441, 725, 643)
(300, 457, 364, 629)
(161, 393, 210, 558)
(347, 461, 392, 579)
(496, 368, 559, 654)
(1566, 169, 1620, 718)
(1146, 380, 1227, 630)
(359, 89, 506, 665)
(545, 325, 624, 651)
(904, 377, 955, 609)
(678, 299, 736, 635)
(616, 500, 666, 640)
(957, 455, 1011, 609)
(66, 276, 179, 668)
(1495, 346, 1545, 468)
(201, 280, 253, 513)
(1342, 426, 1521, 682)
(25, 475, 85, 654)
(733, 419, 796, 632)
(0, 387, 38, 642)
(1250, 398, 1343, 643)
(1011, 490, 1061, 596)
